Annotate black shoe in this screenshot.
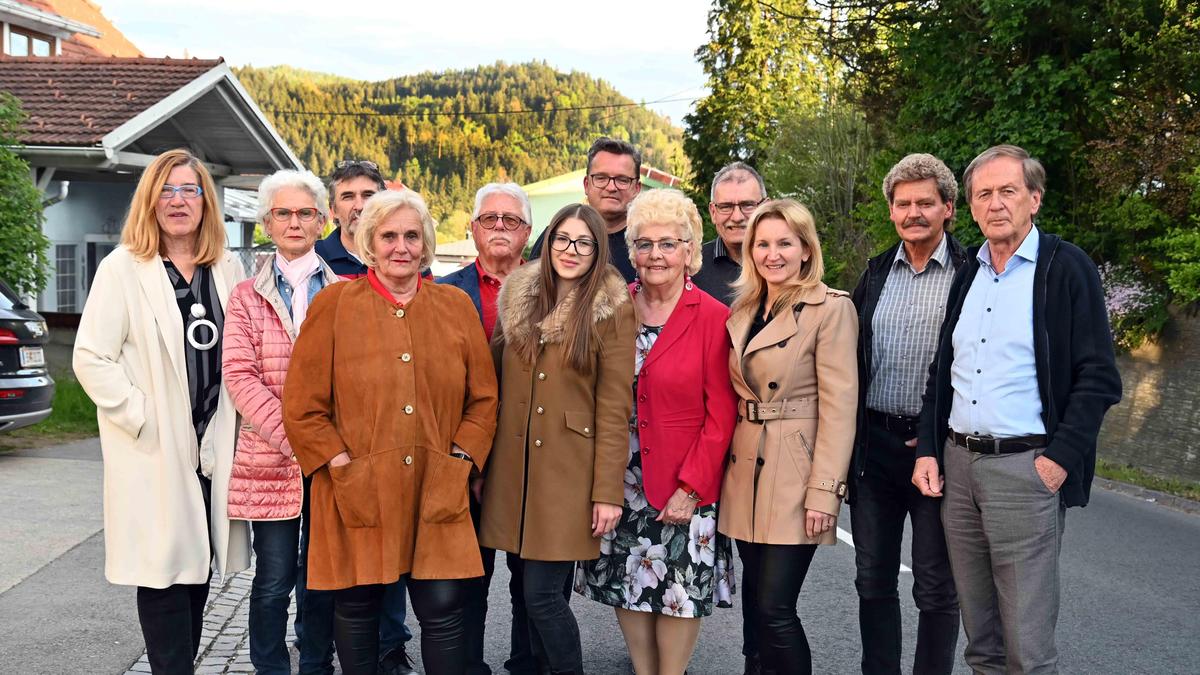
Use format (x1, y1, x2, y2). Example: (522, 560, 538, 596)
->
(744, 655, 762, 675)
(380, 644, 417, 675)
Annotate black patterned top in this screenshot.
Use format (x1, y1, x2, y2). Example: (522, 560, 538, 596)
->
(163, 260, 224, 451)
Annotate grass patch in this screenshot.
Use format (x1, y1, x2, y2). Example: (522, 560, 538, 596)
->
(1096, 458, 1200, 502)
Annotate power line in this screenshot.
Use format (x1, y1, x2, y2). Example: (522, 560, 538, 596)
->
(263, 96, 697, 119)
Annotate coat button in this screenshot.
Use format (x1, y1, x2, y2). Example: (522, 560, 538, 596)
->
(400, 353, 411, 362)
(404, 455, 413, 465)
(395, 308, 405, 318)
(536, 406, 544, 414)
(768, 382, 778, 390)
(404, 405, 414, 414)
(583, 427, 590, 434)
(539, 337, 545, 345)
(778, 340, 788, 348)
(534, 439, 543, 447)
(537, 372, 546, 380)
(756, 457, 765, 466)
(731, 455, 737, 463)
(642, 446, 650, 454)
(638, 394, 646, 402)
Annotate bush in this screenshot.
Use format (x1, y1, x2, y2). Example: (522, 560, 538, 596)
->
(1097, 263, 1171, 352)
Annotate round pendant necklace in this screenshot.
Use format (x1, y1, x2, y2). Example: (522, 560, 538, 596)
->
(187, 303, 218, 350)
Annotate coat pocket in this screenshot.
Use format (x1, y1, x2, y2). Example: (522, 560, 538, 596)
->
(564, 411, 595, 438)
(420, 448, 472, 523)
(782, 429, 814, 478)
(328, 455, 380, 528)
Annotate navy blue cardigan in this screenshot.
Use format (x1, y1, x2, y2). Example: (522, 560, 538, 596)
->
(916, 231, 1122, 507)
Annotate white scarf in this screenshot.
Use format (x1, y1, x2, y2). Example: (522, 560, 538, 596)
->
(276, 250, 321, 330)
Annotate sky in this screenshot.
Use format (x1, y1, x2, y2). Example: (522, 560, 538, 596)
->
(94, 0, 712, 126)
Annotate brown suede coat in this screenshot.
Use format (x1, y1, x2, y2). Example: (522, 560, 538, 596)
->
(478, 263, 636, 561)
(718, 283, 858, 545)
(283, 278, 498, 589)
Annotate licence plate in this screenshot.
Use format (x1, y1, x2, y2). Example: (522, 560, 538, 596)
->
(19, 345, 45, 368)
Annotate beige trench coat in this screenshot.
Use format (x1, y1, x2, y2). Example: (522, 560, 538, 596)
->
(478, 263, 636, 561)
(718, 283, 859, 545)
(73, 247, 251, 587)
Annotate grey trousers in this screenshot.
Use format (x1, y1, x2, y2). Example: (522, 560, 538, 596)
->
(941, 438, 1066, 675)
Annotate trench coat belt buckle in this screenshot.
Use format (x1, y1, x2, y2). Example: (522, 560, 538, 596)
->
(742, 399, 807, 423)
(810, 477, 848, 499)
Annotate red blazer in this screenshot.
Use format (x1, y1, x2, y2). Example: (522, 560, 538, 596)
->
(633, 281, 738, 509)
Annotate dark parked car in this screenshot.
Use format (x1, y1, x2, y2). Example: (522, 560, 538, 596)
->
(0, 278, 54, 432)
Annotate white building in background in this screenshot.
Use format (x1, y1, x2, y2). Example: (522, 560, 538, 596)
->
(0, 0, 303, 315)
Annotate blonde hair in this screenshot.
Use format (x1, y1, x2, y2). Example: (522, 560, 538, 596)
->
(625, 188, 703, 275)
(354, 189, 438, 270)
(121, 149, 225, 264)
(730, 199, 825, 318)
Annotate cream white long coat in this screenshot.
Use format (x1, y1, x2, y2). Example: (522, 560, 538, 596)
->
(73, 246, 251, 588)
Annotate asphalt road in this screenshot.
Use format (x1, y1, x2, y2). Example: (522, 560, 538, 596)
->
(1, 438, 1197, 674)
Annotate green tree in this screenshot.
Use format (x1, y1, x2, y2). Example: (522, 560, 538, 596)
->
(683, 0, 824, 193)
(763, 100, 878, 288)
(0, 92, 48, 296)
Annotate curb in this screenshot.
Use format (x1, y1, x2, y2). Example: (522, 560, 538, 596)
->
(1095, 477, 1200, 515)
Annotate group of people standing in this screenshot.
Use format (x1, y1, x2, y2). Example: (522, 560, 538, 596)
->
(73, 135, 1120, 675)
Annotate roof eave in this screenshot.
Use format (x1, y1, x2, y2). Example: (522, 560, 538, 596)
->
(100, 60, 303, 173)
(0, 1, 102, 39)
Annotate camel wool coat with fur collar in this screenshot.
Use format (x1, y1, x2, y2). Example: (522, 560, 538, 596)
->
(479, 262, 636, 561)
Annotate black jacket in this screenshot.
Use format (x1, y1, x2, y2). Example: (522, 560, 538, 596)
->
(847, 234, 968, 502)
(916, 230, 1122, 507)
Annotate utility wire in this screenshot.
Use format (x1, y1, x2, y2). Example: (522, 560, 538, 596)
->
(263, 96, 697, 119)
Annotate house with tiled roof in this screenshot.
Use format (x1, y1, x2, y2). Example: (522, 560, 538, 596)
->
(0, 1, 303, 314)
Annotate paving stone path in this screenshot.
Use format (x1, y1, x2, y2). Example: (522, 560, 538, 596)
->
(121, 568, 332, 675)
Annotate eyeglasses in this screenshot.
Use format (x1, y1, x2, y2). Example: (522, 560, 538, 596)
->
(269, 207, 322, 224)
(632, 238, 689, 255)
(712, 199, 764, 216)
(588, 174, 638, 190)
(160, 184, 203, 200)
(476, 213, 527, 231)
(336, 159, 379, 171)
(549, 233, 597, 256)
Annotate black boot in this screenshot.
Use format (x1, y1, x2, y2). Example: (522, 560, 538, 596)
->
(379, 643, 416, 675)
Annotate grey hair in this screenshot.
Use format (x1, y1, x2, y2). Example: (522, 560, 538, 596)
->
(354, 189, 438, 270)
(882, 153, 958, 205)
(256, 169, 329, 223)
(710, 161, 767, 201)
(472, 182, 532, 226)
(963, 144, 1046, 200)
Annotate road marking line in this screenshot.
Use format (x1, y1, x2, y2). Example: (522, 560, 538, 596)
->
(837, 526, 912, 573)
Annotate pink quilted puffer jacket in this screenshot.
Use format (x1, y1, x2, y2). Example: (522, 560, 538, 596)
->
(223, 259, 340, 520)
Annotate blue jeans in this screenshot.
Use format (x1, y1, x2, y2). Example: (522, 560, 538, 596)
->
(297, 477, 336, 675)
(380, 577, 413, 653)
(250, 519, 301, 675)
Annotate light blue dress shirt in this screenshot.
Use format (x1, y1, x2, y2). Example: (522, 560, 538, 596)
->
(273, 260, 328, 319)
(948, 226, 1046, 438)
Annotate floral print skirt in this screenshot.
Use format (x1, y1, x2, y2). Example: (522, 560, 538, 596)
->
(575, 432, 736, 617)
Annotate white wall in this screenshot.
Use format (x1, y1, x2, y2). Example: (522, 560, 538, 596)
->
(39, 181, 133, 313)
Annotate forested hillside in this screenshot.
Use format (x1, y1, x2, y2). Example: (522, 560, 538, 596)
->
(236, 62, 688, 232)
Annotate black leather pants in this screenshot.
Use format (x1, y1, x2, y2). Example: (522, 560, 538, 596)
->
(333, 579, 468, 675)
(736, 540, 819, 675)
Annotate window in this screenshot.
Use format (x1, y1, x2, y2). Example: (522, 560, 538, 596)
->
(8, 27, 53, 57)
(55, 244, 77, 312)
